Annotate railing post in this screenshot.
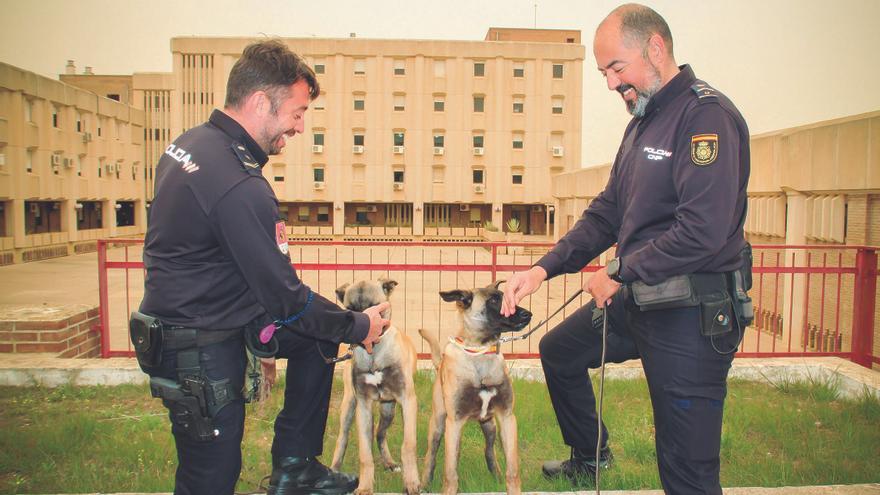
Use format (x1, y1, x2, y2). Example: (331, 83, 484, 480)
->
(491, 243, 498, 282)
(97, 239, 111, 358)
(851, 247, 877, 368)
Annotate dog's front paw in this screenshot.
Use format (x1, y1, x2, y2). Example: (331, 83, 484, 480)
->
(404, 479, 421, 495)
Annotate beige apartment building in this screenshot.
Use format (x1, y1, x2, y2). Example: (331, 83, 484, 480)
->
(0, 62, 146, 265)
(163, 30, 584, 238)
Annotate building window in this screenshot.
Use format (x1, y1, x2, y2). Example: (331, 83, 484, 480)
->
(76, 112, 82, 133)
(513, 132, 524, 149)
(512, 173, 523, 184)
(313, 132, 324, 146)
(513, 95, 524, 114)
(77, 156, 83, 177)
(433, 95, 445, 112)
(313, 168, 325, 182)
(552, 96, 564, 114)
(553, 63, 564, 79)
(473, 169, 484, 184)
(393, 170, 405, 183)
(353, 133, 365, 146)
(393, 94, 405, 112)
(313, 59, 326, 74)
(52, 106, 59, 128)
(107, 94, 120, 102)
(474, 61, 485, 77)
(473, 95, 485, 113)
(393, 59, 406, 75)
(513, 62, 524, 78)
(26, 150, 33, 173)
(317, 206, 329, 222)
(432, 165, 444, 183)
(433, 133, 445, 148)
(116, 201, 135, 227)
(298, 206, 310, 222)
(24, 99, 33, 122)
(98, 159, 103, 178)
(353, 94, 365, 111)
(313, 94, 326, 110)
(274, 175, 284, 182)
(473, 134, 484, 148)
(353, 59, 366, 75)
(434, 59, 446, 77)
(393, 132, 405, 147)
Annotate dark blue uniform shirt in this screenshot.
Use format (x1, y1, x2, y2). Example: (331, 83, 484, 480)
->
(536, 65, 749, 285)
(140, 110, 369, 343)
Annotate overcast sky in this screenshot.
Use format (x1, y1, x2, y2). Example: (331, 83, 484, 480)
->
(2, 0, 879, 167)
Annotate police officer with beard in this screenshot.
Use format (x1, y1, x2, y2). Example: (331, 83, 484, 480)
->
(135, 40, 387, 495)
(502, 4, 751, 494)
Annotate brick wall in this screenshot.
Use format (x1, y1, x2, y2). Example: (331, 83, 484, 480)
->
(0, 308, 101, 358)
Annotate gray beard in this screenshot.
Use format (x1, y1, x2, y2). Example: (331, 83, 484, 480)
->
(626, 66, 662, 118)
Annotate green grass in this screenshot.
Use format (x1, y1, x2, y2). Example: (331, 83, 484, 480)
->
(1, 373, 879, 494)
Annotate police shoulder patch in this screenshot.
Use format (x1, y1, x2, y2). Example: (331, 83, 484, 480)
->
(691, 134, 718, 166)
(231, 142, 259, 169)
(691, 81, 718, 102)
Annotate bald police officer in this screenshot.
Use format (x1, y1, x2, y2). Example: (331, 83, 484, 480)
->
(501, 4, 750, 494)
(137, 40, 387, 495)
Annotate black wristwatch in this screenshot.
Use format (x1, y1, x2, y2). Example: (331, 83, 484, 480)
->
(607, 257, 624, 283)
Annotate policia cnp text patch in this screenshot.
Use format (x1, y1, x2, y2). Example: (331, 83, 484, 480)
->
(690, 134, 718, 166)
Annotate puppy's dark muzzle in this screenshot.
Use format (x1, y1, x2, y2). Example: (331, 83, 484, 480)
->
(504, 307, 532, 332)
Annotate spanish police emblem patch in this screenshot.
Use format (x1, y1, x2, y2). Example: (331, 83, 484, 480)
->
(691, 134, 718, 166)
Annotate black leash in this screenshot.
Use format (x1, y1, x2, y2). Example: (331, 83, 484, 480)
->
(498, 289, 584, 345)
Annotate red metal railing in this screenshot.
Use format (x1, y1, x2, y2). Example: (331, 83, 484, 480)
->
(97, 240, 878, 368)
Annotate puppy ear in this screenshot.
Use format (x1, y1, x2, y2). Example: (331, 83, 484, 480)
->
(439, 289, 473, 309)
(379, 278, 398, 297)
(491, 279, 506, 290)
(335, 283, 350, 304)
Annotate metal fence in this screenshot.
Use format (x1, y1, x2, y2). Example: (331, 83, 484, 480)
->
(97, 240, 878, 368)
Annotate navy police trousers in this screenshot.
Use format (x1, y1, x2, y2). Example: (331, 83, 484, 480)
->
(153, 330, 340, 495)
(539, 290, 739, 494)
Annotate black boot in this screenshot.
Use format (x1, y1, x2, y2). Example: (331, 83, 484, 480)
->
(542, 445, 613, 483)
(267, 456, 358, 495)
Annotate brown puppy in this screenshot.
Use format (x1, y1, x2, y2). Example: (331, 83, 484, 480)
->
(419, 281, 532, 495)
(330, 278, 420, 495)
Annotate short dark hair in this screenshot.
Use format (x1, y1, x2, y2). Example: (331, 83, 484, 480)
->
(614, 3, 674, 56)
(224, 39, 319, 111)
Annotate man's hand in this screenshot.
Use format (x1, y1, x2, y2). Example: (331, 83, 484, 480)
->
(361, 302, 391, 354)
(501, 266, 547, 316)
(585, 267, 621, 308)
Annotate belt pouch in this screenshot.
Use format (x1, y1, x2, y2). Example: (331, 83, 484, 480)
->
(129, 311, 163, 369)
(631, 274, 699, 311)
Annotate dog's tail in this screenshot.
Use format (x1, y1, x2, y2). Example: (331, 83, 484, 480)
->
(418, 328, 442, 369)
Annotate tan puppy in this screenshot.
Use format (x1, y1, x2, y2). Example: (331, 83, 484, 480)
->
(419, 281, 532, 495)
(330, 278, 420, 495)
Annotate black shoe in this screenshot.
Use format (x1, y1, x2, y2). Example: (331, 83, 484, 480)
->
(542, 446, 613, 484)
(267, 456, 358, 495)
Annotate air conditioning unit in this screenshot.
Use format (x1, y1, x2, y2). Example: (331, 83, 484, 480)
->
(352, 145, 364, 154)
(392, 146, 405, 155)
(531, 205, 544, 213)
(114, 163, 121, 173)
(63, 158, 73, 169)
(0, 153, 5, 170)
(105, 163, 114, 174)
(313, 181, 325, 190)
(433, 147, 444, 156)
(473, 184, 485, 194)
(51, 154, 62, 166)
(366, 205, 378, 213)
(473, 147, 484, 156)
(312, 145, 324, 153)
(459, 204, 470, 212)
(552, 146, 564, 157)
(393, 182, 404, 191)
(82, 132, 93, 143)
